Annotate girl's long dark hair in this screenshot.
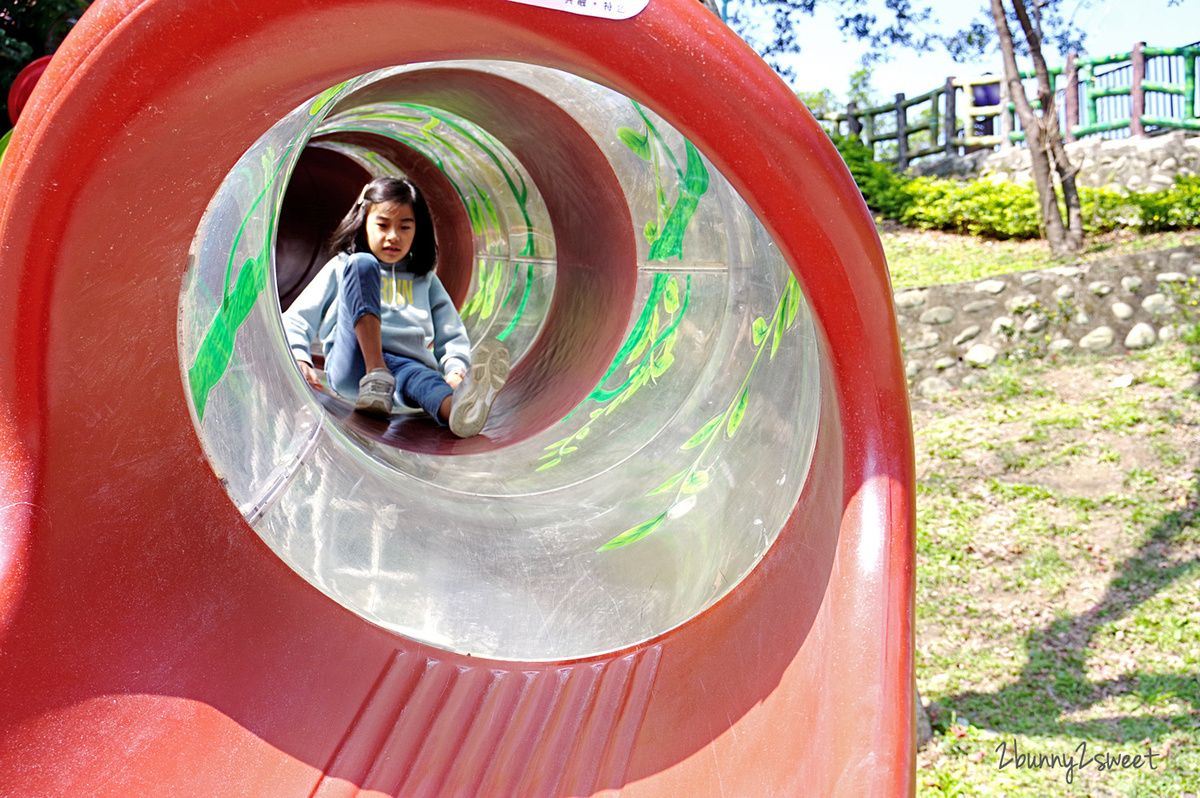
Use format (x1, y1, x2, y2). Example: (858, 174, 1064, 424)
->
(328, 177, 438, 275)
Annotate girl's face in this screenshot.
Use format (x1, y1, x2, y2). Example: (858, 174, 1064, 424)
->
(365, 201, 416, 264)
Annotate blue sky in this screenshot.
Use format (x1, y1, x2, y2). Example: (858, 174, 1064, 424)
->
(757, 0, 1200, 102)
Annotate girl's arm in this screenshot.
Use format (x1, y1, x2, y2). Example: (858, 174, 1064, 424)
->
(282, 257, 340, 383)
(427, 274, 472, 379)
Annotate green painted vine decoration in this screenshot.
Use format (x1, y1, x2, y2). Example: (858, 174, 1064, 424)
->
(391, 108, 538, 338)
(460, 258, 507, 322)
(188, 139, 300, 420)
(309, 81, 348, 117)
(617, 102, 709, 261)
(539, 273, 691, 471)
(540, 101, 711, 472)
(598, 272, 803, 551)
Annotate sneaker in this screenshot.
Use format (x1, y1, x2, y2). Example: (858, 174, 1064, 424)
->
(355, 367, 395, 417)
(449, 339, 510, 438)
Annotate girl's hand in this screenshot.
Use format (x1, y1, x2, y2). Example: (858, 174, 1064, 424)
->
(297, 360, 323, 389)
(445, 371, 464, 390)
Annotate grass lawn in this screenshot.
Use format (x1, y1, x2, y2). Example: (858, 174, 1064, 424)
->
(883, 228, 1200, 290)
(902, 229, 1200, 796)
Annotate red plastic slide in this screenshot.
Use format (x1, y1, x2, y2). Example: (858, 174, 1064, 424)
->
(0, 0, 915, 794)
(6, 55, 53, 126)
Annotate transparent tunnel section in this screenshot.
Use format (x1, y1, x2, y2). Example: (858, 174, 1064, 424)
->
(307, 103, 557, 358)
(178, 61, 823, 661)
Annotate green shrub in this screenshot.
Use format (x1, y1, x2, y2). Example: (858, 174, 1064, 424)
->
(1078, 186, 1133, 234)
(830, 140, 1200, 239)
(896, 178, 1167, 240)
(1127, 175, 1200, 232)
(1, 1, 92, 122)
(900, 177, 1042, 238)
(829, 134, 913, 218)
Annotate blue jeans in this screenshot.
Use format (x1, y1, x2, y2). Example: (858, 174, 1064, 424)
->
(325, 253, 453, 422)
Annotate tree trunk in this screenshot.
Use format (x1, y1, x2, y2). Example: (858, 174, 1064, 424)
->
(989, 0, 1084, 256)
(1010, 0, 1083, 253)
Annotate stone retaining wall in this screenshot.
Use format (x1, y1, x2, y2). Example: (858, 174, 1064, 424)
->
(911, 131, 1200, 194)
(896, 245, 1200, 397)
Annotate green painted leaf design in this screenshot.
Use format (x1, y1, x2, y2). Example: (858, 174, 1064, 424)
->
(664, 277, 680, 313)
(617, 126, 652, 160)
(309, 82, 347, 116)
(682, 415, 723, 450)
(785, 277, 801, 327)
(682, 141, 710, 196)
(643, 221, 659, 243)
(771, 308, 785, 359)
(496, 264, 531, 342)
(681, 470, 709, 494)
(462, 260, 498, 319)
(189, 253, 270, 418)
(478, 189, 501, 230)
(752, 316, 769, 346)
(537, 458, 562, 471)
(628, 308, 658, 362)
(727, 386, 749, 437)
(466, 196, 484, 233)
(647, 195, 699, 261)
(460, 287, 482, 317)
(480, 264, 502, 319)
(647, 472, 685, 496)
(599, 512, 668, 551)
(650, 351, 675, 378)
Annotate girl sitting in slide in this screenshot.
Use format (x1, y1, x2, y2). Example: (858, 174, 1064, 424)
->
(283, 177, 508, 438)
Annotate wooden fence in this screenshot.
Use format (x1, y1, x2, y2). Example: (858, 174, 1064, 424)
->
(815, 43, 1200, 170)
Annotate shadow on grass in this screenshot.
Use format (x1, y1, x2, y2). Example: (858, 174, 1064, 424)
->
(935, 468, 1200, 743)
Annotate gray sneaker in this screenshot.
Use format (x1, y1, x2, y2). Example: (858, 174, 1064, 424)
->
(449, 340, 510, 438)
(355, 367, 395, 417)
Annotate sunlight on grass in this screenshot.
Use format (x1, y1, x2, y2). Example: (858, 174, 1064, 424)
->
(913, 342, 1200, 797)
(884, 229, 1200, 289)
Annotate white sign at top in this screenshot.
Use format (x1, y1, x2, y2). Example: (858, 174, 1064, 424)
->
(503, 0, 651, 21)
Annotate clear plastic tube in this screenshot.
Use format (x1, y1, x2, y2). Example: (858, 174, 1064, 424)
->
(179, 61, 821, 661)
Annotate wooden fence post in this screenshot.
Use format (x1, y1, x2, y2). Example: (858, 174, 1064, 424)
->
(1131, 41, 1146, 136)
(847, 101, 862, 139)
(864, 110, 876, 158)
(1064, 52, 1079, 142)
(895, 92, 908, 169)
(943, 78, 957, 155)
(929, 88, 940, 154)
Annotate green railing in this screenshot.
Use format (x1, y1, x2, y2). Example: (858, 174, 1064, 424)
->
(814, 42, 1200, 169)
(1069, 44, 1199, 138)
